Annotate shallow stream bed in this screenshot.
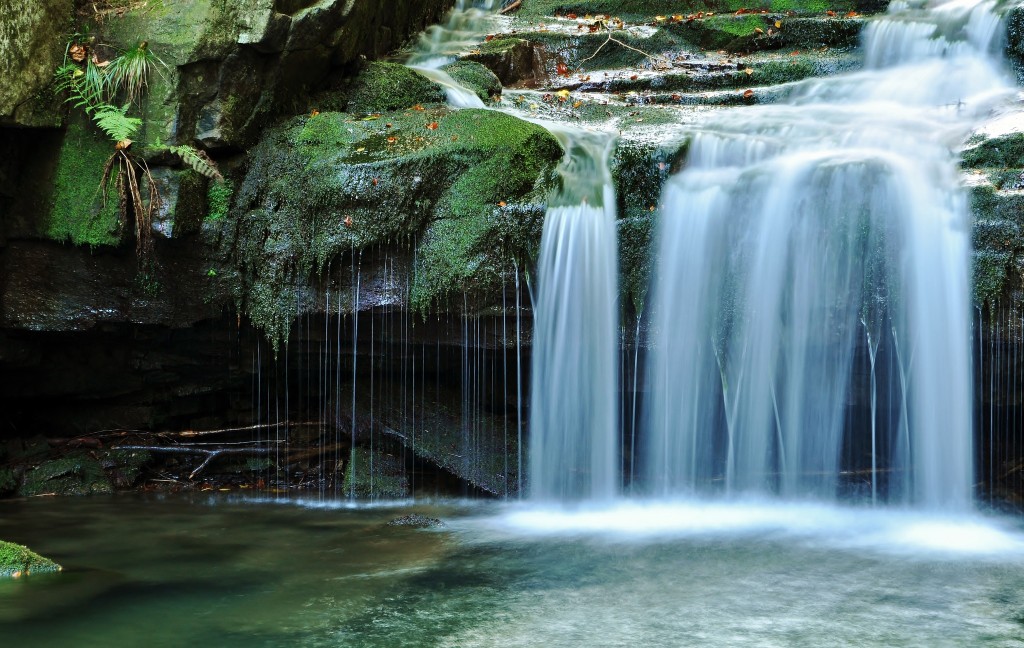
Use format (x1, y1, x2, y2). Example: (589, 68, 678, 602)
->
(3, 495, 1024, 646)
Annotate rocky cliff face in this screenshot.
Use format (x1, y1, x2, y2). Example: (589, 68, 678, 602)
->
(2, 0, 1024, 498)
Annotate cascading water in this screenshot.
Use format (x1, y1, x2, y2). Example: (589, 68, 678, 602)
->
(529, 132, 620, 502)
(644, 0, 1015, 509)
(407, 0, 498, 107)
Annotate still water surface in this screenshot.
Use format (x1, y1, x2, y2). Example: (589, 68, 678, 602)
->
(2, 495, 1024, 646)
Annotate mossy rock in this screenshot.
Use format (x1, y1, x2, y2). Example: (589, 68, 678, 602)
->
(0, 541, 61, 579)
(44, 120, 123, 248)
(515, 0, 870, 20)
(342, 447, 408, 499)
(962, 133, 1024, 170)
(442, 61, 503, 101)
(235, 107, 561, 344)
(0, 468, 16, 496)
(346, 62, 447, 114)
(19, 452, 113, 496)
(103, 448, 153, 488)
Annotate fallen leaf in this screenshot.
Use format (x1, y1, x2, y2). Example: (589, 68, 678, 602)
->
(755, 27, 764, 34)
(573, 100, 583, 108)
(387, 136, 398, 143)
(826, 10, 836, 16)
(498, 201, 507, 207)
(485, 34, 495, 41)
(557, 61, 570, 76)
(630, 74, 638, 80)
(790, 50, 801, 56)
(372, 177, 379, 186)
(412, 104, 425, 111)
(775, 20, 782, 28)
(344, 216, 353, 227)
(556, 89, 571, 101)
(846, 10, 859, 17)
(743, 89, 755, 99)
(70, 43, 87, 62)
(744, 67, 754, 75)
(426, 121, 439, 130)
(567, 12, 577, 19)
(355, 146, 366, 152)
(310, 109, 320, 117)
(671, 93, 681, 101)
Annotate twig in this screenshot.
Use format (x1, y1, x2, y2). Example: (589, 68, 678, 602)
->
(113, 444, 273, 480)
(577, 28, 673, 70)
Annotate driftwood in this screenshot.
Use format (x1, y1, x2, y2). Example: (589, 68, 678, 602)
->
(114, 445, 274, 480)
(499, 0, 521, 15)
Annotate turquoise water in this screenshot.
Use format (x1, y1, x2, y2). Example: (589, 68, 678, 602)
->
(3, 495, 1024, 646)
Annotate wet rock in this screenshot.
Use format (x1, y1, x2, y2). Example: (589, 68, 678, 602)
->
(442, 61, 503, 101)
(345, 62, 447, 113)
(0, 541, 61, 578)
(0, 0, 71, 127)
(19, 451, 113, 496)
(235, 106, 560, 343)
(387, 514, 445, 528)
(465, 38, 546, 86)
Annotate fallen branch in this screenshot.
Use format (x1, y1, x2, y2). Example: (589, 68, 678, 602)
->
(499, 0, 521, 15)
(113, 444, 273, 480)
(96, 420, 321, 439)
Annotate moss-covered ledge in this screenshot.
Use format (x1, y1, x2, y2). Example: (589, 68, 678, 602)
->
(0, 540, 61, 579)
(234, 106, 562, 345)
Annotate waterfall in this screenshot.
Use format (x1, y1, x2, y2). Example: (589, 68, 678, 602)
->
(644, 0, 1015, 509)
(407, 0, 498, 107)
(529, 131, 620, 502)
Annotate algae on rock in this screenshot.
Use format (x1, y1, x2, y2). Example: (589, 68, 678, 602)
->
(235, 104, 561, 344)
(0, 540, 62, 579)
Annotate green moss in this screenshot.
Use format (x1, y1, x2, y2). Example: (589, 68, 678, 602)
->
(973, 250, 1011, 306)
(0, 541, 61, 579)
(19, 452, 113, 497)
(442, 60, 503, 101)
(105, 448, 152, 488)
(962, 133, 1024, 169)
(46, 120, 122, 247)
(342, 448, 408, 499)
(206, 178, 234, 221)
(0, 468, 15, 496)
(346, 62, 446, 114)
(236, 107, 561, 344)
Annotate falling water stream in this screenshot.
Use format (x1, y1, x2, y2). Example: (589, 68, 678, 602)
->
(644, 0, 1016, 509)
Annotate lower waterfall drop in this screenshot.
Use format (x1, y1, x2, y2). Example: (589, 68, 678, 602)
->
(529, 131, 620, 502)
(644, 0, 1016, 509)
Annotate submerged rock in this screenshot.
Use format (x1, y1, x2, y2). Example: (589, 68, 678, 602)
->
(0, 540, 61, 578)
(387, 514, 445, 528)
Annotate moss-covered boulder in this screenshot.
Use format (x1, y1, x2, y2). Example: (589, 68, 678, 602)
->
(0, 541, 61, 579)
(235, 106, 562, 343)
(19, 452, 113, 496)
(442, 61, 503, 101)
(346, 62, 447, 114)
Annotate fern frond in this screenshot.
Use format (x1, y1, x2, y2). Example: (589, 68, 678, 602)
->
(93, 104, 141, 142)
(170, 145, 223, 180)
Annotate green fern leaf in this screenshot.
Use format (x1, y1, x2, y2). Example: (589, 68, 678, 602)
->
(94, 104, 141, 142)
(170, 145, 223, 180)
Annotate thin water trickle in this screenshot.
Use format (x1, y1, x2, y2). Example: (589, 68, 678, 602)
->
(644, 0, 1015, 509)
